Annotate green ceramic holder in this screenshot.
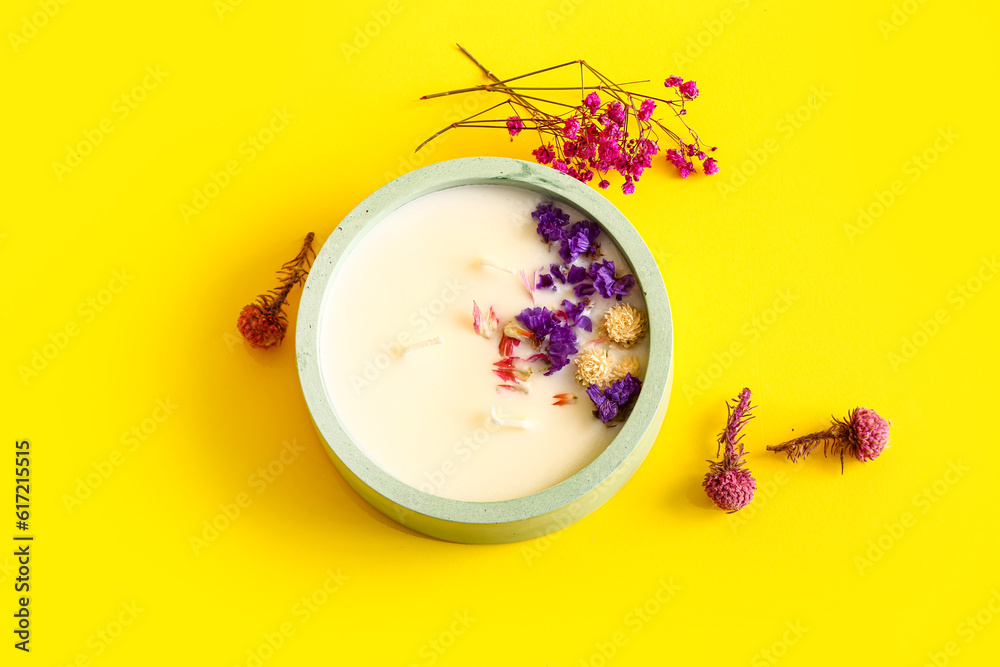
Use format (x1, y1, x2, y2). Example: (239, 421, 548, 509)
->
(296, 157, 673, 544)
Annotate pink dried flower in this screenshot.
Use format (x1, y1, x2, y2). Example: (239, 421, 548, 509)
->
(703, 157, 719, 175)
(766, 407, 891, 473)
(417, 48, 719, 194)
(679, 80, 699, 99)
(703, 388, 757, 512)
(637, 98, 656, 121)
(237, 233, 315, 350)
(532, 143, 555, 165)
(563, 117, 581, 138)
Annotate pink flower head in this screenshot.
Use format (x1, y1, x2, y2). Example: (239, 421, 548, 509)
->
(603, 101, 626, 126)
(532, 143, 555, 165)
(637, 98, 656, 122)
(666, 148, 686, 168)
(679, 80, 699, 99)
(563, 117, 581, 139)
(849, 407, 890, 462)
(704, 467, 757, 513)
(621, 178, 635, 195)
(237, 304, 286, 349)
(664, 76, 684, 88)
(506, 116, 524, 137)
(552, 159, 569, 174)
(598, 179, 610, 189)
(703, 157, 719, 175)
(678, 164, 693, 179)
(584, 91, 601, 113)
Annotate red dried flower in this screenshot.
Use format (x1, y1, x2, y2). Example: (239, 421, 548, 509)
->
(703, 388, 757, 512)
(766, 407, 891, 473)
(237, 232, 315, 349)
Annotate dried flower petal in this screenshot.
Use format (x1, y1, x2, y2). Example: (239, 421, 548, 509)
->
(472, 301, 499, 338)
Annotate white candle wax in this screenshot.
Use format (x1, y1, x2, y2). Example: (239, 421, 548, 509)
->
(319, 184, 649, 502)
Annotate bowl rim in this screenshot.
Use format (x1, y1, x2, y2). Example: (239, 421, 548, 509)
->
(296, 156, 672, 527)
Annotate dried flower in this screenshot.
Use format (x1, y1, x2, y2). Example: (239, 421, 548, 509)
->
(703, 388, 757, 512)
(586, 373, 642, 424)
(560, 298, 592, 332)
(766, 407, 891, 473)
(417, 45, 720, 194)
(545, 325, 578, 375)
(603, 303, 646, 348)
(574, 347, 612, 387)
(237, 232, 315, 349)
(590, 259, 635, 300)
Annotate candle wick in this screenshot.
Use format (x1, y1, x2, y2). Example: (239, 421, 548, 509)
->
(397, 336, 444, 357)
(480, 257, 516, 274)
(490, 406, 531, 429)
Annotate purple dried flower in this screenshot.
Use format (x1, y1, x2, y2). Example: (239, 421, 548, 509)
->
(703, 388, 757, 512)
(586, 373, 643, 424)
(561, 299, 592, 332)
(544, 325, 578, 375)
(549, 263, 566, 284)
(766, 407, 891, 473)
(516, 307, 559, 340)
(535, 273, 556, 291)
(559, 230, 592, 264)
(565, 264, 589, 284)
(574, 282, 596, 298)
(533, 203, 570, 243)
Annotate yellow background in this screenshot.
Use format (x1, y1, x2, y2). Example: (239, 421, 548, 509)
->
(4, 0, 999, 665)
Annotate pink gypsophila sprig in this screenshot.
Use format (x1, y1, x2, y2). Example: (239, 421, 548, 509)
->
(417, 45, 720, 195)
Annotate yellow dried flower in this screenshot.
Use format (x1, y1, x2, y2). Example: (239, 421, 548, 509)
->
(603, 304, 646, 348)
(574, 347, 612, 387)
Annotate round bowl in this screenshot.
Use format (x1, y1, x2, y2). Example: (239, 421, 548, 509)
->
(296, 157, 673, 544)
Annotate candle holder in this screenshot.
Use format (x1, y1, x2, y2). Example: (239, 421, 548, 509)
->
(297, 157, 673, 544)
